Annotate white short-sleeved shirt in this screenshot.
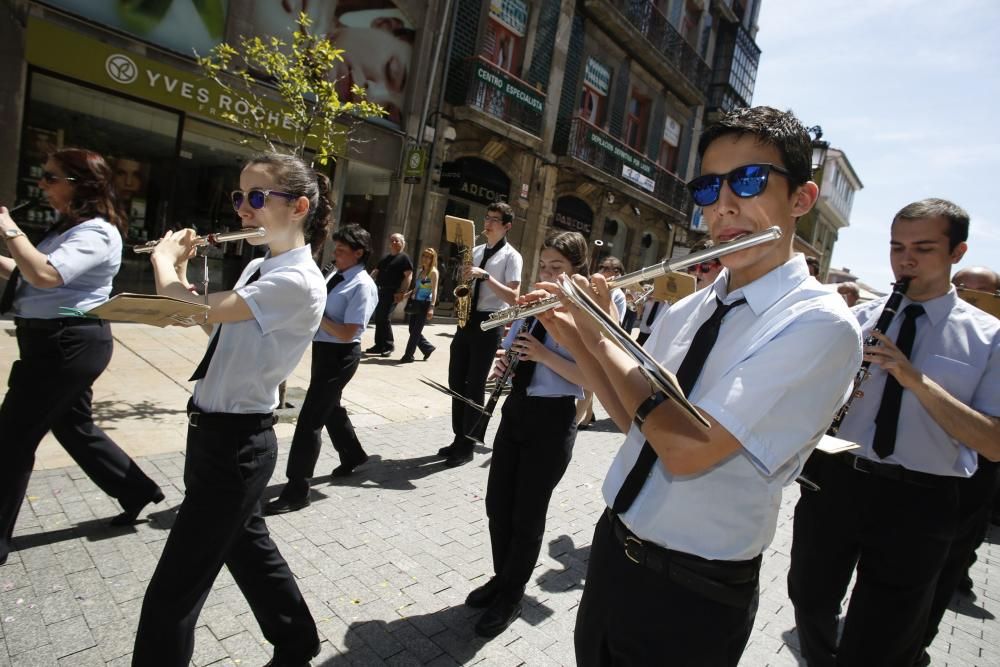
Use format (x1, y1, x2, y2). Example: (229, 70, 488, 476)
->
(638, 299, 666, 335)
(192, 245, 326, 414)
(839, 288, 1000, 477)
(604, 255, 862, 560)
(502, 318, 583, 399)
(610, 288, 627, 322)
(472, 240, 522, 312)
(314, 263, 378, 344)
(12, 218, 122, 319)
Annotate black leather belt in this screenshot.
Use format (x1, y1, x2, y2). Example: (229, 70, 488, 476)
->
(14, 317, 104, 330)
(835, 452, 957, 489)
(187, 400, 276, 431)
(605, 509, 759, 607)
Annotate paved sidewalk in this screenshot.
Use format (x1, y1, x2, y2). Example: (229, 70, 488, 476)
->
(2, 320, 999, 665)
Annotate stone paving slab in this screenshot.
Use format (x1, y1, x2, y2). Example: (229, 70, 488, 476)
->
(3, 413, 999, 665)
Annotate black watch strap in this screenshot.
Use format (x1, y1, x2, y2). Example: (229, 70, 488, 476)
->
(633, 391, 668, 430)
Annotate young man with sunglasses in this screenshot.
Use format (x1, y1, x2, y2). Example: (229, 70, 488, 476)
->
(788, 200, 1000, 667)
(536, 106, 862, 666)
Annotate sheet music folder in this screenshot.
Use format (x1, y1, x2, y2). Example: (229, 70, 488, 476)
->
(82, 293, 209, 327)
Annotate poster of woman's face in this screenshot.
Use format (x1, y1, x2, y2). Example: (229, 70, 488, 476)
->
(252, 1, 416, 126)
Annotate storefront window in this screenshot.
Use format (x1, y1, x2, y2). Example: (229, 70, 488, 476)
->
(19, 73, 179, 242)
(342, 160, 391, 261)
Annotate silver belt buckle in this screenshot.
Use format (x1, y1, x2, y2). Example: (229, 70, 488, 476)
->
(624, 535, 644, 564)
(851, 455, 869, 473)
(188, 412, 201, 427)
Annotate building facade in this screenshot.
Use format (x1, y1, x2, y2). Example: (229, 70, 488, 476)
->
(1, 0, 763, 306)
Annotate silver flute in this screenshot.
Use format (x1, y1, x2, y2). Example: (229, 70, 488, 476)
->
(133, 227, 266, 254)
(481, 226, 783, 330)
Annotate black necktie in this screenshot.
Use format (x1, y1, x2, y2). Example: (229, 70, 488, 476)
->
(0, 267, 20, 314)
(511, 317, 547, 393)
(471, 239, 505, 312)
(612, 296, 747, 514)
(646, 300, 660, 326)
(327, 273, 345, 293)
(872, 304, 925, 459)
(189, 268, 260, 382)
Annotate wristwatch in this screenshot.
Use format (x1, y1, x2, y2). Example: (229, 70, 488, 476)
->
(3, 228, 25, 240)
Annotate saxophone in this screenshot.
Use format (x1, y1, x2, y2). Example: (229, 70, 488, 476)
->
(453, 233, 484, 328)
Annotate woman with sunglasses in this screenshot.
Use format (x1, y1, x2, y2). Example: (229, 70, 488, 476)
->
(132, 152, 328, 666)
(0, 148, 163, 566)
(465, 231, 590, 639)
(399, 246, 439, 363)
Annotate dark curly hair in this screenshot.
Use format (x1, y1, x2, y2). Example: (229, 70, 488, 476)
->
(697, 106, 813, 188)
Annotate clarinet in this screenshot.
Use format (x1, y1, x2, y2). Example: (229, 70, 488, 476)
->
(467, 318, 533, 445)
(827, 277, 911, 436)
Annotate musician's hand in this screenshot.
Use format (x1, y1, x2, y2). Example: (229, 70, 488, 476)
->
(489, 354, 510, 381)
(151, 229, 197, 265)
(866, 331, 923, 389)
(513, 332, 549, 363)
(464, 266, 489, 282)
(517, 286, 551, 306)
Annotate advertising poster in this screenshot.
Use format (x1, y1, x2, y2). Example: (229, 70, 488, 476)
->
(250, 1, 417, 127)
(42, 0, 229, 56)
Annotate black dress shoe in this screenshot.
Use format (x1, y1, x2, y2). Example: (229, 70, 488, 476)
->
(399, 355, 415, 363)
(475, 597, 522, 638)
(465, 577, 502, 608)
(109, 488, 165, 526)
(379, 349, 394, 358)
(264, 637, 321, 666)
(445, 450, 474, 468)
(437, 444, 457, 457)
(332, 454, 370, 477)
(264, 494, 311, 515)
(364, 346, 383, 355)
(423, 347, 435, 361)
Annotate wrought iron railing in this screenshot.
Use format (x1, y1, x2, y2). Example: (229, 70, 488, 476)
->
(608, 0, 712, 92)
(463, 56, 545, 136)
(563, 117, 691, 215)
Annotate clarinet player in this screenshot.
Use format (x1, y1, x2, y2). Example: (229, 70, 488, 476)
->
(788, 199, 1000, 667)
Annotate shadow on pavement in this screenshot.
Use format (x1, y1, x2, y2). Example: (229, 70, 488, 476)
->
(91, 399, 188, 423)
(316, 595, 554, 665)
(313, 448, 492, 492)
(536, 534, 589, 594)
(11, 516, 151, 551)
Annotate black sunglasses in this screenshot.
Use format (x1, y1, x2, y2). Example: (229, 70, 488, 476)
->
(231, 188, 297, 211)
(686, 163, 791, 207)
(41, 170, 76, 184)
(686, 261, 720, 274)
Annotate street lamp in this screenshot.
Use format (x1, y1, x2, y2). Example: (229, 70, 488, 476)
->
(807, 125, 830, 174)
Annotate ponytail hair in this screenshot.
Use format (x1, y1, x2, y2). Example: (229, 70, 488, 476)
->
(244, 152, 333, 254)
(49, 148, 127, 236)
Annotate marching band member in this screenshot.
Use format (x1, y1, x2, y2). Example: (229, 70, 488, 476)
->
(539, 107, 861, 666)
(0, 148, 162, 566)
(439, 202, 522, 467)
(575, 256, 626, 429)
(132, 152, 327, 666)
(466, 231, 588, 638)
(266, 223, 378, 515)
(789, 200, 1000, 667)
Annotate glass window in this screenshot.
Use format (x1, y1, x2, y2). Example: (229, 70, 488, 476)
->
(342, 160, 392, 259)
(19, 73, 179, 242)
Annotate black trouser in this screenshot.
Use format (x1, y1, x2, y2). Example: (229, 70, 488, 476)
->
(923, 455, 1000, 650)
(636, 331, 650, 345)
(286, 341, 365, 481)
(575, 511, 760, 666)
(448, 312, 502, 450)
(0, 319, 158, 562)
(403, 303, 434, 359)
(133, 409, 317, 666)
(373, 288, 398, 351)
(788, 453, 959, 667)
(485, 393, 576, 599)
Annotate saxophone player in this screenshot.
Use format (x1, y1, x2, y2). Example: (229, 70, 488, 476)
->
(788, 199, 1000, 667)
(439, 202, 522, 467)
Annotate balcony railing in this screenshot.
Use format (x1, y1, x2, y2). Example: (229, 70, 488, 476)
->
(463, 56, 545, 137)
(606, 0, 712, 94)
(708, 82, 746, 115)
(563, 117, 691, 216)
